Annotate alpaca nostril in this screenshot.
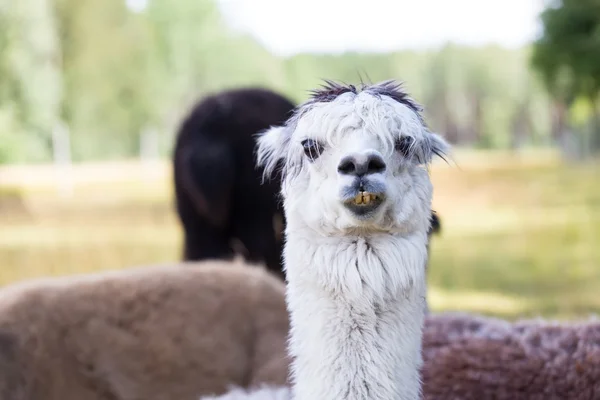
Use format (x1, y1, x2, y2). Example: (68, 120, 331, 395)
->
(338, 154, 386, 176)
(337, 157, 357, 175)
(367, 156, 386, 174)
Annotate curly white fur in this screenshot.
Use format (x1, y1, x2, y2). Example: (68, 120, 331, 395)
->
(204, 80, 449, 400)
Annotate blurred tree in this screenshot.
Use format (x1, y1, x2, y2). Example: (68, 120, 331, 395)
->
(144, 0, 229, 134)
(0, 0, 62, 162)
(388, 50, 429, 101)
(54, 0, 150, 160)
(463, 47, 496, 146)
(532, 0, 600, 154)
(422, 44, 463, 144)
(0, 2, 20, 163)
(473, 46, 533, 149)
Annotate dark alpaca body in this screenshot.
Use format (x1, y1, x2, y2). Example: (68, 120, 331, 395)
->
(429, 211, 440, 236)
(173, 88, 296, 279)
(426, 211, 441, 270)
(424, 211, 441, 314)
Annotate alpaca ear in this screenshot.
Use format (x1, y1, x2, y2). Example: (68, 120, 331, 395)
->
(256, 125, 292, 181)
(410, 131, 450, 165)
(426, 132, 450, 163)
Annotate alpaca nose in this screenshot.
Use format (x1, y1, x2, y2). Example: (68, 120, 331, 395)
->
(337, 153, 386, 176)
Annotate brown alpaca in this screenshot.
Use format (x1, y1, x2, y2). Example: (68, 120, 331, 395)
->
(0, 260, 290, 400)
(421, 312, 600, 400)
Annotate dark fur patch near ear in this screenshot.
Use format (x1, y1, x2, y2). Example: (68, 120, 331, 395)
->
(255, 125, 296, 183)
(395, 134, 448, 165)
(405, 133, 450, 165)
(428, 211, 442, 236)
(425, 133, 450, 165)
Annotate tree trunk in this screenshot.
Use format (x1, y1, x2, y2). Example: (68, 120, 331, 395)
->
(443, 109, 460, 145)
(510, 103, 530, 151)
(551, 100, 568, 145)
(469, 92, 483, 145)
(590, 97, 600, 154)
(550, 99, 582, 160)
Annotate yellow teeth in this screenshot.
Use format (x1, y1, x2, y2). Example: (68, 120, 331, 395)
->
(353, 192, 378, 205)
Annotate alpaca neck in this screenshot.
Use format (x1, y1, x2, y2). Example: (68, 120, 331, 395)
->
(283, 232, 427, 400)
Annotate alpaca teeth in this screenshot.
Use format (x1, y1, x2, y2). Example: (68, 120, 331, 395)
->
(353, 192, 378, 205)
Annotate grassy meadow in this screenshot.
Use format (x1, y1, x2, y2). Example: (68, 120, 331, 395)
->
(0, 149, 599, 321)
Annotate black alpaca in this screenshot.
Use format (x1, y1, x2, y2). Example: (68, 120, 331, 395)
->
(173, 88, 296, 279)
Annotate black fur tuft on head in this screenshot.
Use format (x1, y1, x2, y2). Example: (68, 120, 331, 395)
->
(306, 79, 359, 104)
(366, 80, 424, 116)
(304, 79, 424, 121)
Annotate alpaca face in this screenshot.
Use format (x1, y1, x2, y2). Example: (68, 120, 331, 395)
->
(257, 81, 449, 236)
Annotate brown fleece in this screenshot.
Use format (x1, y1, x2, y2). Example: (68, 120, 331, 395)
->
(422, 312, 600, 400)
(198, 312, 600, 400)
(0, 260, 289, 400)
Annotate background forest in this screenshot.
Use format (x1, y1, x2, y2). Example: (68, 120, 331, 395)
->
(0, 0, 599, 164)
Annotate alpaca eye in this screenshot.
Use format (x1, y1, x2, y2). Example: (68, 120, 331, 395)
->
(301, 139, 324, 161)
(394, 136, 414, 157)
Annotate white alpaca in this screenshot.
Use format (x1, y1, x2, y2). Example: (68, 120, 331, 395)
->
(203, 80, 449, 400)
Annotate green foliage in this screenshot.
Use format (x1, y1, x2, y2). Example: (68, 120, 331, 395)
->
(532, 0, 600, 100)
(532, 0, 600, 153)
(0, 108, 23, 163)
(0, 0, 62, 162)
(144, 0, 227, 120)
(54, 0, 151, 160)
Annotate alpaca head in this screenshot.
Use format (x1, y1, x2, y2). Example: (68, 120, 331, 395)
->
(257, 80, 449, 237)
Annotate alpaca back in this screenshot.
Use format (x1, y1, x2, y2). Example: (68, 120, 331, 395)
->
(173, 87, 296, 277)
(422, 312, 600, 400)
(0, 260, 290, 400)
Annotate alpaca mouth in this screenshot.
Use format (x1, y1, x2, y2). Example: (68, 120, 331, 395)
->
(352, 191, 381, 206)
(344, 190, 385, 216)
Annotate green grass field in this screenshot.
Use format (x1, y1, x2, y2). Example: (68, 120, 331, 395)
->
(1, 149, 599, 320)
